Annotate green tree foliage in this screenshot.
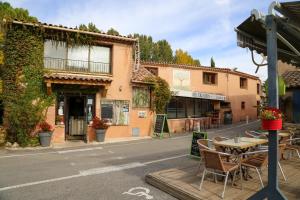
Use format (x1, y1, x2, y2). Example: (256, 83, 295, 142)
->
(152, 40, 173, 62)
(134, 34, 153, 61)
(0, 2, 37, 22)
(145, 76, 171, 114)
(174, 49, 200, 65)
(107, 28, 119, 36)
(79, 23, 100, 32)
(210, 57, 215, 67)
(3, 26, 54, 146)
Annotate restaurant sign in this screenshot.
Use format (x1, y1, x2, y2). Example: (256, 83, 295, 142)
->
(172, 90, 226, 101)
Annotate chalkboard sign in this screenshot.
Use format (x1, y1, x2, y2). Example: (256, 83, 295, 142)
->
(101, 104, 113, 119)
(190, 131, 208, 157)
(153, 114, 170, 138)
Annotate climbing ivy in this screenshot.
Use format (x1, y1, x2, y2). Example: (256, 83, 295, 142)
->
(2, 25, 54, 146)
(144, 76, 171, 114)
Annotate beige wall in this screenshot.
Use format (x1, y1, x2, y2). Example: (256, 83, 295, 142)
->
(156, 66, 261, 123)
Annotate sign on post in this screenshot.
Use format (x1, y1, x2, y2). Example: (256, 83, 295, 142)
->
(190, 131, 208, 158)
(153, 114, 170, 139)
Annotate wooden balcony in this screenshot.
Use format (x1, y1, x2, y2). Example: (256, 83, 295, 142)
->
(44, 57, 111, 74)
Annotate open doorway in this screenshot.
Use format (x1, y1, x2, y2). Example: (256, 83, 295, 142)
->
(66, 96, 86, 140)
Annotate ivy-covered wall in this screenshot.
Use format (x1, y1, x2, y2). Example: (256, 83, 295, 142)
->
(2, 25, 54, 146)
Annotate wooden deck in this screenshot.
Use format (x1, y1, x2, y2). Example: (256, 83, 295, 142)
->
(146, 158, 300, 200)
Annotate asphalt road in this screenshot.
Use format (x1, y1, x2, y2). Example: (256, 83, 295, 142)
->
(0, 120, 260, 200)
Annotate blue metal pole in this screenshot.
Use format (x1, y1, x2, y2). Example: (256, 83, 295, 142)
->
(248, 14, 286, 200)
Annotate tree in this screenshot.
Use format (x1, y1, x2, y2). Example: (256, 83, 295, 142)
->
(134, 34, 153, 61)
(87, 22, 100, 33)
(152, 40, 173, 62)
(210, 57, 215, 68)
(78, 24, 88, 31)
(0, 2, 37, 22)
(107, 28, 119, 36)
(174, 49, 199, 65)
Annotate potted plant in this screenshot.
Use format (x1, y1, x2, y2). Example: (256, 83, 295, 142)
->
(261, 107, 283, 130)
(92, 117, 110, 142)
(38, 121, 53, 147)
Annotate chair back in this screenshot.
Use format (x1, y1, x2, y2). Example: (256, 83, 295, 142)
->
(197, 139, 210, 158)
(245, 130, 256, 138)
(213, 136, 227, 152)
(201, 149, 225, 172)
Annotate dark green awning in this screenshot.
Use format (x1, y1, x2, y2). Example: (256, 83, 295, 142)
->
(235, 1, 300, 67)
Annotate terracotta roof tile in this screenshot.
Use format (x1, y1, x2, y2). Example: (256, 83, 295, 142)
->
(141, 61, 260, 80)
(44, 73, 112, 83)
(7, 19, 137, 43)
(282, 70, 300, 88)
(132, 67, 155, 83)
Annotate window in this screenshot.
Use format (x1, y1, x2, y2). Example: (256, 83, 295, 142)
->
(241, 101, 245, 110)
(44, 40, 111, 73)
(132, 87, 150, 108)
(257, 83, 260, 94)
(90, 46, 110, 73)
(203, 72, 217, 85)
(101, 100, 129, 125)
(240, 77, 248, 89)
(67, 45, 89, 68)
(167, 97, 213, 119)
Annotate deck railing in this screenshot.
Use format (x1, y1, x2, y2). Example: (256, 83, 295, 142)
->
(44, 57, 111, 74)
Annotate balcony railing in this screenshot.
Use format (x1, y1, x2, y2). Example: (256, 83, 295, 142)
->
(44, 57, 111, 74)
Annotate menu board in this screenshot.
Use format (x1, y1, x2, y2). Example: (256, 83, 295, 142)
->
(153, 114, 169, 138)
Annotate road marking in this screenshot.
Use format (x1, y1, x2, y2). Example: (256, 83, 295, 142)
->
(79, 162, 145, 176)
(143, 154, 188, 165)
(123, 187, 153, 199)
(57, 147, 103, 154)
(0, 154, 187, 191)
(0, 152, 57, 159)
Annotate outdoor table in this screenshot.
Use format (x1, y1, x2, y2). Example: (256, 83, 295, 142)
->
(256, 130, 290, 138)
(213, 137, 268, 155)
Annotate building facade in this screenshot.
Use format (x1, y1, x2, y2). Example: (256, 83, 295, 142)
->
(141, 62, 261, 133)
(1, 20, 261, 144)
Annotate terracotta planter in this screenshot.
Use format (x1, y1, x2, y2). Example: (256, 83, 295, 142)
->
(261, 119, 282, 130)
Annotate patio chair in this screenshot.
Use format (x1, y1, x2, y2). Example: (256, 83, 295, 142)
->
(281, 137, 300, 160)
(197, 139, 214, 173)
(213, 136, 232, 160)
(199, 149, 240, 199)
(241, 145, 287, 189)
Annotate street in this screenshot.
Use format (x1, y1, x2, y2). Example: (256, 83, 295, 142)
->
(0, 121, 259, 200)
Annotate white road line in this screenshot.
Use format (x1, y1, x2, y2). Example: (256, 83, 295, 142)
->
(79, 162, 145, 176)
(0, 151, 57, 159)
(142, 154, 188, 165)
(57, 147, 103, 154)
(0, 154, 187, 192)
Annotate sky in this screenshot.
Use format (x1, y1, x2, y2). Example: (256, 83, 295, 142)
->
(6, 0, 294, 80)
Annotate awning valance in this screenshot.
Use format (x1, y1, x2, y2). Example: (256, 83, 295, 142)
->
(172, 90, 226, 101)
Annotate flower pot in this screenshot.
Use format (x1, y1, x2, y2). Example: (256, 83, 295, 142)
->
(95, 129, 106, 142)
(261, 119, 282, 130)
(39, 132, 52, 147)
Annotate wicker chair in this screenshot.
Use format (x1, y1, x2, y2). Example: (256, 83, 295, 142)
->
(199, 149, 239, 199)
(213, 136, 232, 160)
(241, 144, 287, 188)
(197, 139, 214, 173)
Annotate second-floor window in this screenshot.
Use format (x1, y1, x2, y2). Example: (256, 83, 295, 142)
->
(257, 83, 260, 94)
(44, 40, 111, 74)
(240, 77, 248, 89)
(203, 72, 217, 85)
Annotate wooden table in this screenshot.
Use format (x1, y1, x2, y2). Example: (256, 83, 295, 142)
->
(214, 137, 268, 150)
(257, 131, 290, 138)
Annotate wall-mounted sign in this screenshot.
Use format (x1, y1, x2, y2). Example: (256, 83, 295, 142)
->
(172, 90, 226, 101)
(123, 104, 129, 112)
(172, 69, 190, 91)
(138, 111, 147, 118)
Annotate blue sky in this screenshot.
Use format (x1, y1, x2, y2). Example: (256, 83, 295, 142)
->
(6, 0, 293, 80)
